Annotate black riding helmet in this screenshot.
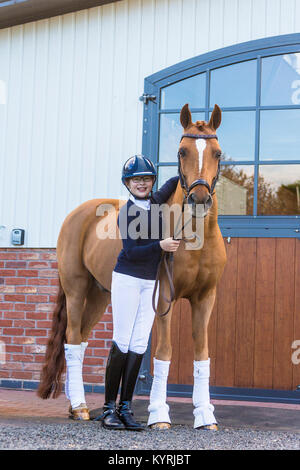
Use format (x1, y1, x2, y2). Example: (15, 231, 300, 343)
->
(122, 155, 157, 200)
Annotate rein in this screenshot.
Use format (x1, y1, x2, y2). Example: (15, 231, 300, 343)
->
(152, 132, 220, 317)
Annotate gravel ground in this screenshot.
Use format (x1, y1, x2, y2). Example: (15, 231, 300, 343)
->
(0, 418, 299, 450)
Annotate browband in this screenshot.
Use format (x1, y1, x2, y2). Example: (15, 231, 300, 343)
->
(180, 133, 218, 142)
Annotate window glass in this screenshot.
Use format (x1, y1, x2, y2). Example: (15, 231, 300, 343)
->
(157, 52, 300, 219)
(213, 111, 256, 161)
(259, 109, 300, 161)
(215, 165, 254, 215)
(160, 73, 206, 109)
(210, 60, 257, 107)
(159, 112, 205, 163)
(257, 165, 300, 215)
(261, 53, 300, 106)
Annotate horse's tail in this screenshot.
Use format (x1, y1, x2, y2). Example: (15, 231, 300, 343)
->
(37, 276, 67, 399)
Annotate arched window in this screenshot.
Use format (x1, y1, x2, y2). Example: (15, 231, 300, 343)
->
(142, 34, 300, 237)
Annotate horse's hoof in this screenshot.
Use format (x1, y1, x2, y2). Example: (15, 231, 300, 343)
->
(196, 423, 218, 431)
(68, 404, 90, 421)
(149, 422, 171, 430)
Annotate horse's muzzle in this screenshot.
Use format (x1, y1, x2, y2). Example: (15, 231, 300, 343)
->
(188, 193, 213, 218)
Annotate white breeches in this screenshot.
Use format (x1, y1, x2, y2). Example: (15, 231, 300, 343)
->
(111, 271, 159, 354)
(64, 342, 88, 409)
(148, 357, 216, 427)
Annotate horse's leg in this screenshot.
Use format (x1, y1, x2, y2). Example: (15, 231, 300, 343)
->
(190, 287, 218, 430)
(80, 283, 111, 343)
(63, 274, 91, 419)
(148, 304, 174, 430)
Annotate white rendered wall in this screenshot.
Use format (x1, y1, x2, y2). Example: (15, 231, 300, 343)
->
(0, 0, 299, 247)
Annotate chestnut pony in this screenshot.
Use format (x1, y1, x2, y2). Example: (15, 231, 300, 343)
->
(37, 103, 227, 429)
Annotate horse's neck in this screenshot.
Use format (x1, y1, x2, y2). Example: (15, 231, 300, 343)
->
(171, 183, 185, 207)
(206, 194, 219, 229)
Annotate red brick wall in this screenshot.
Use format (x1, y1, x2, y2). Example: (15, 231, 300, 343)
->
(0, 248, 113, 391)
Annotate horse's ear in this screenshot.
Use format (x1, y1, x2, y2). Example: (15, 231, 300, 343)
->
(180, 103, 192, 129)
(208, 104, 222, 130)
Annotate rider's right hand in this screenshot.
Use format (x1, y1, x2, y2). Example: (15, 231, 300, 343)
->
(159, 237, 181, 252)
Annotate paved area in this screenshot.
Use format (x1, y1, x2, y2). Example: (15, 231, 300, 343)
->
(0, 389, 300, 431)
(0, 389, 299, 450)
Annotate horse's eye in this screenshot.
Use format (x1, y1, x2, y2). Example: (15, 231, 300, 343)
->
(178, 148, 186, 158)
(215, 150, 222, 160)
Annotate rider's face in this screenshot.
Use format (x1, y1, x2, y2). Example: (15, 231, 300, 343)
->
(126, 176, 154, 198)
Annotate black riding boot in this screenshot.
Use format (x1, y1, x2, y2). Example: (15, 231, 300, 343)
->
(96, 341, 127, 430)
(117, 350, 145, 431)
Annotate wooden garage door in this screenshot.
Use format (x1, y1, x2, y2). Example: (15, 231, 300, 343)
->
(151, 237, 300, 391)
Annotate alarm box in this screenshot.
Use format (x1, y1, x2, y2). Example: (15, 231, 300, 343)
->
(11, 228, 25, 246)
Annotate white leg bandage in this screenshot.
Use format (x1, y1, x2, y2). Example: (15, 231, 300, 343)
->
(193, 358, 217, 428)
(147, 358, 171, 426)
(64, 344, 86, 409)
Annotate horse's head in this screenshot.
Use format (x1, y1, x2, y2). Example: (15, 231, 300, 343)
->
(178, 103, 222, 217)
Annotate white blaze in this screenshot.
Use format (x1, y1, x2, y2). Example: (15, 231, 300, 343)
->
(196, 139, 206, 172)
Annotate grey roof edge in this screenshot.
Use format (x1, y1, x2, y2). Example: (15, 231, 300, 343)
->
(0, 0, 120, 29)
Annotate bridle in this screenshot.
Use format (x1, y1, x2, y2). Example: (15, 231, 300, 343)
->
(152, 132, 221, 317)
(178, 133, 221, 199)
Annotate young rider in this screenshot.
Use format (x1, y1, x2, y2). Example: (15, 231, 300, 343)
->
(99, 155, 180, 430)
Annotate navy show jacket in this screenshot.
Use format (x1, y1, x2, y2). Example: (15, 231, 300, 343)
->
(113, 176, 179, 280)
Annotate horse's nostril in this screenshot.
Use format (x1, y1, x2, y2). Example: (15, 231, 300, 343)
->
(204, 194, 211, 205)
(188, 193, 197, 205)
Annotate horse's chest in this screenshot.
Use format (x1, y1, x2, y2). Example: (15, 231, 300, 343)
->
(174, 243, 225, 297)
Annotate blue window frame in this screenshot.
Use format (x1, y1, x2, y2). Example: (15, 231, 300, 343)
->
(142, 34, 300, 238)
